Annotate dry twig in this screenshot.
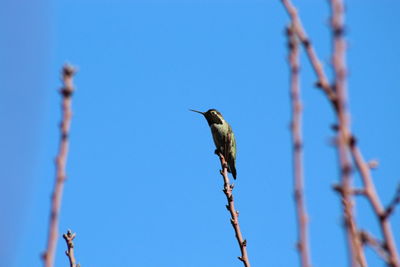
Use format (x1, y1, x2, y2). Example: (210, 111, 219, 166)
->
(63, 230, 80, 267)
(217, 152, 250, 267)
(43, 64, 76, 267)
(287, 25, 312, 267)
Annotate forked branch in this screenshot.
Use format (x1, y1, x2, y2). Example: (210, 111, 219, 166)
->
(63, 230, 80, 267)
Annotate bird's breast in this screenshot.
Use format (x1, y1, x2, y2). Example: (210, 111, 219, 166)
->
(211, 122, 229, 136)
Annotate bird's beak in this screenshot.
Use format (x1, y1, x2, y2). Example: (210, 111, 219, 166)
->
(189, 109, 205, 115)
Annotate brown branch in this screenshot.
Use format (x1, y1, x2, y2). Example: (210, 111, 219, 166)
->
(330, 1, 366, 266)
(217, 152, 250, 267)
(287, 25, 312, 267)
(281, 1, 400, 266)
(63, 230, 80, 267)
(43, 64, 76, 267)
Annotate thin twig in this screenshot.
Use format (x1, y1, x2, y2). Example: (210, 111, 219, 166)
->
(287, 24, 312, 267)
(384, 184, 400, 219)
(329, 1, 366, 266)
(63, 230, 80, 267)
(360, 231, 389, 263)
(43, 64, 76, 267)
(217, 152, 250, 267)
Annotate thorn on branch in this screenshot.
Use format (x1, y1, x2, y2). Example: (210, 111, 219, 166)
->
(41, 252, 47, 261)
(331, 124, 339, 132)
(368, 160, 379, 169)
(62, 64, 76, 77)
(61, 88, 74, 98)
(61, 132, 69, 141)
(296, 241, 304, 251)
(342, 164, 352, 176)
(349, 135, 357, 147)
(302, 38, 311, 48)
(333, 26, 345, 37)
(314, 80, 323, 88)
(294, 142, 302, 150)
(332, 184, 343, 194)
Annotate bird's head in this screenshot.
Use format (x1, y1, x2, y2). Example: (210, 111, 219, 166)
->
(190, 108, 224, 126)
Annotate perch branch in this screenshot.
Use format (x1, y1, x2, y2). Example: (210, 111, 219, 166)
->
(43, 64, 76, 267)
(217, 152, 251, 267)
(63, 230, 80, 267)
(287, 25, 312, 267)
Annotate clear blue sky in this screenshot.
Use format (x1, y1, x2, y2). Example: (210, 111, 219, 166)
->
(1, 0, 399, 266)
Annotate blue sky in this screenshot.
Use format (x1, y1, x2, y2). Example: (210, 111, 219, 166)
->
(1, 0, 399, 266)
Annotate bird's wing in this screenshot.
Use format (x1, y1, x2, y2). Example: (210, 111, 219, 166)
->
(228, 125, 236, 160)
(227, 125, 237, 179)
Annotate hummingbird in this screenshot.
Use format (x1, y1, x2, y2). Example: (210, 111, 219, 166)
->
(190, 109, 237, 179)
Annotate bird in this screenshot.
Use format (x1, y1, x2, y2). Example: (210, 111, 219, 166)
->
(190, 109, 237, 179)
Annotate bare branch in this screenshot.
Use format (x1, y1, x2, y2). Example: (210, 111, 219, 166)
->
(63, 230, 80, 267)
(43, 64, 76, 267)
(281, 1, 400, 266)
(217, 152, 250, 267)
(287, 24, 312, 267)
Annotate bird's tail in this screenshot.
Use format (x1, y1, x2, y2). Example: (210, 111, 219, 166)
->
(228, 158, 237, 180)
